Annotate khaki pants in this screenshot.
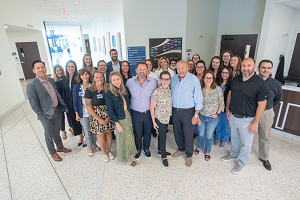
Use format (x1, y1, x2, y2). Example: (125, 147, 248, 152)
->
(258, 108, 275, 160)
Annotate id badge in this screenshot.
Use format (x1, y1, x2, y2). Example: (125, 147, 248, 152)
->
(97, 94, 103, 99)
(79, 92, 84, 97)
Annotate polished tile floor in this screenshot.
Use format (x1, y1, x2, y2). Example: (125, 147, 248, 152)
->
(1, 101, 300, 199)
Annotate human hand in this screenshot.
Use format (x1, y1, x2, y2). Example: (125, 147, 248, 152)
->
(117, 124, 123, 132)
(209, 114, 218, 119)
(98, 118, 106, 125)
(153, 122, 159, 130)
(226, 109, 231, 120)
(192, 116, 198, 125)
(197, 118, 201, 126)
(247, 122, 258, 134)
(75, 114, 81, 121)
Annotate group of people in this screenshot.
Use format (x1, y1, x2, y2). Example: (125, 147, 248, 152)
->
(27, 48, 282, 173)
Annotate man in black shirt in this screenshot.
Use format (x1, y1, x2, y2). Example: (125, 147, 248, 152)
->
(221, 58, 268, 174)
(257, 60, 282, 170)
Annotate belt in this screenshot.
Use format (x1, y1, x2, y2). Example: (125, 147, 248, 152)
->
(173, 107, 194, 111)
(232, 113, 253, 118)
(133, 109, 149, 114)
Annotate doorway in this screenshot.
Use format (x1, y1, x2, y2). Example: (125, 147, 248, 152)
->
(85, 39, 91, 55)
(16, 42, 41, 79)
(220, 34, 258, 60)
(287, 33, 300, 79)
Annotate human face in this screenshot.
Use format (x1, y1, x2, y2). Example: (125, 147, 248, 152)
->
(110, 51, 118, 61)
(67, 62, 75, 75)
(84, 56, 92, 66)
(111, 74, 122, 88)
(160, 59, 168, 70)
(204, 73, 213, 87)
(222, 52, 231, 63)
(97, 62, 107, 73)
(196, 63, 205, 75)
(55, 67, 63, 79)
(33, 62, 47, 78)
(188, 61, 194, 73)
(230, 56, 238, 69)
(80, 72, 90, 83)
(135, 64, 147, 79)
(121, 62, 129, 74)
(159, 74, 171, 89)
(212, 58, 220, 69)
(193, 55, 200, 64)
(177, 61, 188, 79)
(170, 61, 176, 67)
(259, 62, 272, 79)
(241, 58, 255, 77)
(93, 72, 104, 86)
(221, 68, 229, 80)
(146, 60, 152, 71)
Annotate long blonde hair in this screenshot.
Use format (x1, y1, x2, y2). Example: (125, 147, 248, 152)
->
(88, 70, 107, 92)
(157, 56, 170, 70)
(82, 53, 95, 75)
(53, 64, 65, 82)
(108, 71, 127, 97)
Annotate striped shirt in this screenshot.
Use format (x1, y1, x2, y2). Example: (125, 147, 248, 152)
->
(126, 76, 157, 112)
(37, 77, 58, 107)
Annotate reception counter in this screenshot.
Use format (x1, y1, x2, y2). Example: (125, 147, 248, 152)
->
(272, 85, 300, 136)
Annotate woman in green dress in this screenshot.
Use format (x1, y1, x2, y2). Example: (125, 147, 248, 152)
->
(105, 71, 138, 167)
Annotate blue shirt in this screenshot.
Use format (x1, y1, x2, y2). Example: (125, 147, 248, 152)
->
(126, 76, 157, 112)
(171, 72, 203, 110)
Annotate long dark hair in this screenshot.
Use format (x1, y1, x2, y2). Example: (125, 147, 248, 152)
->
(208, 56, 223, 73)
(201, 70, 217, 90)
(76, 68, 93, 84)
(218, 65, 233, 86)
(120, 60, 132, 79)
(65, 60, 78, 81)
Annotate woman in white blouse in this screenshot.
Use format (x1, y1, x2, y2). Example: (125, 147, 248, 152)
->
(145, 59, 156, 79)
(154, 56, 175, 81)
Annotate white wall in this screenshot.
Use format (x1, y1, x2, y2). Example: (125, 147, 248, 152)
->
(6, 30, 52, 79)
(81, 0, 127, 66)
(186, 0, 221, 64)
(123, 0, 187, 61)
(216, 0, 266, 57)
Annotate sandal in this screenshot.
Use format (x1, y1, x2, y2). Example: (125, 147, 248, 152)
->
(69, 128, 74, 135)
(126, 161, 138, 167)
(62, 131, 67, 140)
(88, 152, 94, 157)
(205, 155, 211, 161)
(194, 148, 200, 155)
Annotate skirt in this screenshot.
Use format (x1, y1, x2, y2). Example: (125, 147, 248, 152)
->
(115, 110, 137, 162)
(89, 105, 114, 135)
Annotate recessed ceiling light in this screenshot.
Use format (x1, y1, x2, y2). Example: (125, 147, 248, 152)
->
(4, 26, 8, 29)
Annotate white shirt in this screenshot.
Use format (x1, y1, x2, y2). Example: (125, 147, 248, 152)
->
(112, 61, 120, 72)
(154, 68, 175, 82)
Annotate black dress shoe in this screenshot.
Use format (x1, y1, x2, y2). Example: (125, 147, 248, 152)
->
(260, 159, 272, 170)
(83, 144, 87, 147)
(78, 142, 82, 146)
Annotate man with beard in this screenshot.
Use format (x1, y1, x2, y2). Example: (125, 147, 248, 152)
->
(222, 58, 268, 174)
(107, 49, 122, 73)
(126, 62, 157, 159)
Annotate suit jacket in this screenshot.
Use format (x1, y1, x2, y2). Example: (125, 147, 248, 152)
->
(26, 77, 67, 120)
(106, 60, 122, 83)
(62, 76, 77, 109)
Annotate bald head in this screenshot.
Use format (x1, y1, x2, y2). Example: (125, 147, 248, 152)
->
(177, 60, 188, 79)
(241, 58, 255, 77)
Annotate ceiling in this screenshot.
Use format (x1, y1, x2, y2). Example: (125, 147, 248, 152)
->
(283, 0, 300, 9)
(16, 0, 111, 26)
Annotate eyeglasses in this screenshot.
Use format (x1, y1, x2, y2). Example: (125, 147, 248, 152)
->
(222, 72, 229, 74)
(205, 77, 213, 80)
(160, 78, 171, 81)
(196, 66, 205, 69)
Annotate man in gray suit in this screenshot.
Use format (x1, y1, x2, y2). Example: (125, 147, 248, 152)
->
(27, 60, 72, 161)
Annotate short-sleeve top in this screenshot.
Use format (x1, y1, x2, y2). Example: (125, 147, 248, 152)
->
(200, 86, 224, 116)
(151, 86, 172, 124)
(85, 88, 106, 106)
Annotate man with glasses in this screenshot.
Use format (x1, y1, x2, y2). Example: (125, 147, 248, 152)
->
(222, 58, 268, 174)
(257, 59, 282, 170)
(97, 60, 110, 83)
(171, 60, 202, 167)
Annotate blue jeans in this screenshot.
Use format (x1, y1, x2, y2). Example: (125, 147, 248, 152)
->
(80, 117, 97, 150)
(229, 115, 254, 167)
(196, 114, 219, 153)
(215, 112, 231, 142)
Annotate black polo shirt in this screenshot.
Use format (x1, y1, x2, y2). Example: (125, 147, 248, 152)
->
(265, 77, 282, 110)
(229, 73, 268, 117)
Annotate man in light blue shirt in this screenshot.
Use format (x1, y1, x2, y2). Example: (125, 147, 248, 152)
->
(171, 60, 203, 167)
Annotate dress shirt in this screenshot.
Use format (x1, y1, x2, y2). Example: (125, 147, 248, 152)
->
(171, 72, 202, 110)
(37, 77, 58, 107)
(126, 76, 157, 112)
(112, 61, 120, 72)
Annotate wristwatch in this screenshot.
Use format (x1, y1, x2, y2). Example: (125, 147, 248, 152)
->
(194, 115, 198, 118)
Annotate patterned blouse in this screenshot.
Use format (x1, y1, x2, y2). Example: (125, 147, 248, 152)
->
(151, 86, 172, 124)
(81, 84, 90, 118)
(200, 86, 224, 116)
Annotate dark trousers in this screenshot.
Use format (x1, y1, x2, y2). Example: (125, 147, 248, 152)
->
(60, 112, 72, 131)
(41, 108, 64, 155)
(172, 107, 195, 158)
(131, 110, 152, 151)
(66, 107, 82, 136)
(156, 118, 168, 159)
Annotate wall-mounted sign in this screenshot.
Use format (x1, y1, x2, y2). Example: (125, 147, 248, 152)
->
(128, 46, 146, 76)
(149, 37, 182, 69)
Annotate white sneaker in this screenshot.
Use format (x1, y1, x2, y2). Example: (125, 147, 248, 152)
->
(103, 154, 110, 162)
(108, 152, 115, 160)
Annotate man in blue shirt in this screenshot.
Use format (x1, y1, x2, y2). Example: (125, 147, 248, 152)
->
(171, 60, 203, 167)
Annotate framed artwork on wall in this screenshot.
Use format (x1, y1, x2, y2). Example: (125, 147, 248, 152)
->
(93, 37, 97, 51)
(102, 36, 106, 54)
(98, 38, 101, 51)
